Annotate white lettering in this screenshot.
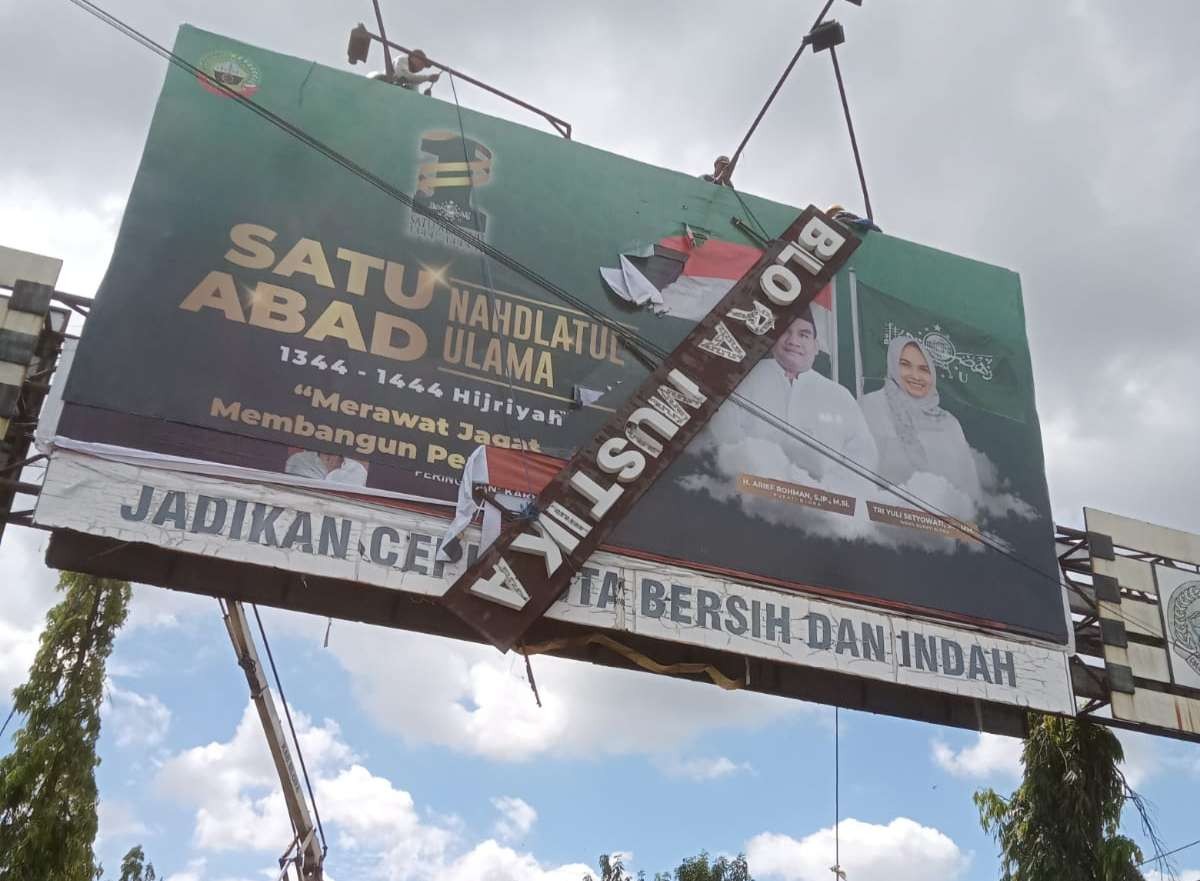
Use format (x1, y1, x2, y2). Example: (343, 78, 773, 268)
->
(597, 437, 646, 482)
(696, 321, 747, 363)
(625, 406, 679, 458)
(468, 560, 530, 610)
(759, 264, 804, 304)
(569, 471, 625, 520)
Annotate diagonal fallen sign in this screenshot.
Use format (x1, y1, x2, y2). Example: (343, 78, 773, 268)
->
(440, 205, 860, 651)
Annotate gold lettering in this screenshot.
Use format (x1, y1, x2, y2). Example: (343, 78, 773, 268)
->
(336, 247, 385, 296)
(549, 315, 574, 351)
(274, 238, 335, 288)
(506, 346, 533, 382)
(225, 223, 277, 270)
(533, 351, 554, 387)
(371, 312, 428, 361)
(384, 262, 436, 309)
(248, 283, 307, 333)
(481, 336, 503, 375)
(179, 271, 245, 322)
(512, 304, 532, 340)
(305, 301, 366, 351)
(449, 287, 469, 324)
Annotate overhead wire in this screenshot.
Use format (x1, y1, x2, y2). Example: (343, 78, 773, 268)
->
(250, 604, 328, 860)
(446, 70, 536, 496)
(1139, 836, 1200, 868)
(62, 0, 1125, 635)
(834, 705, 841, 878)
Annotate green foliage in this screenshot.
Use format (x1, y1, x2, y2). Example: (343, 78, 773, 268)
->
(974, 714, 1145, 881)
(0, 571, 132, 881)
(587, 851, 752, 881)
(586, 853, 633, 881)
(117, 845, 156, 881)
(672, 852, 752, 881)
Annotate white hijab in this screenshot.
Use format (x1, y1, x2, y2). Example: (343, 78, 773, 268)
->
(883, 336, 950, 470)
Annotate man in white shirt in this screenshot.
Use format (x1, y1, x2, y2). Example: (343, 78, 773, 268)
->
(370, 49, 441, 92)
(706, 309, 878, 483)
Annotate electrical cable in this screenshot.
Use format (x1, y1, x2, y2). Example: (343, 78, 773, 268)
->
(447, 70, 536, 496)
(63, 0, 1123, 635)
(834, 705, 841, 878)
(1138, 836, 1200, 868)
(0, 705, 17, 740)
(250, 604, 328, 859)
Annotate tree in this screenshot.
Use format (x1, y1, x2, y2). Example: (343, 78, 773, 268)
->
(974, 714, 1146, 881)
(116, 845, 156, 881)
(0, 571, 132, 881)
(672, 852, 752, 881)
(586, 851, 753, 881)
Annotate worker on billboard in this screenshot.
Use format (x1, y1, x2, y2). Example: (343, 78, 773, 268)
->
(707, 309, 877, 482)
(370, 49, 441, 93)
(701, 155, 733, 186)
(859, 336, 982, 502)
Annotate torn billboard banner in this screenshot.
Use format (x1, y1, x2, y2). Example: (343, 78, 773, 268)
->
(441, 208, 858, 651)
(33, 450, 1076, 715)
(49, 26, 1067, 646)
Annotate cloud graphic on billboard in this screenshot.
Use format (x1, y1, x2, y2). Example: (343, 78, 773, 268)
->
(679, 429, 1032, 554)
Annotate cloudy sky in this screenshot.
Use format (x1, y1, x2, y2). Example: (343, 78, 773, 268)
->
(3, 0, 1200, 878)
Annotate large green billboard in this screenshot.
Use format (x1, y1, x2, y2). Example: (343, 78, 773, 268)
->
(59, 26, 1067, 644)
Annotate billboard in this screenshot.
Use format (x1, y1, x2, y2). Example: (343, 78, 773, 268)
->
(1081, 508, 1200, 737)
(43, 25, 1068, 674)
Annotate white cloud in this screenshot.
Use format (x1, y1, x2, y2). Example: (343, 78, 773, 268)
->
(157, 701, 352, 853)
(747, 818, 970, 881)
(931, 733, 1022, 780)
(0, 175, 122, 298)
(1146, 871, 1200, 881)
(1117, 730, 1164, 790)
(434, 840, 590, 881)
(288, 614, 801, 763)
(96, 798, 149, 845)
(0, 529, 61, 694)
(491, 796, 537, 842)
(156, 700, 588, 881)
(105, 681, 171, 748)
(657, 755, 754, 782)
(163, 859, 207, 881)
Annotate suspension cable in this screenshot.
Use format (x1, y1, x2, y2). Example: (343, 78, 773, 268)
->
(251, 604, 328, 858)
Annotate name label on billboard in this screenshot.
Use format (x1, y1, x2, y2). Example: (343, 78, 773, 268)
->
(441, 206, 859, 651)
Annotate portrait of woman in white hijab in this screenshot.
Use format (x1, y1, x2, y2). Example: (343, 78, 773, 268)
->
(860, 336, 982, 505)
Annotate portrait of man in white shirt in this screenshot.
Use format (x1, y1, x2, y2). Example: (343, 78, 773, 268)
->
(704, 306, 878, 484)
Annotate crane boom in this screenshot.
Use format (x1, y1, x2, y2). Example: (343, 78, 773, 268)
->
(222, 600, 324, 880)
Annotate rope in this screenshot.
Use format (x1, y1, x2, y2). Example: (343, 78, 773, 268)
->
(522, 632, 743, 690)
(250, 604, 328, 858)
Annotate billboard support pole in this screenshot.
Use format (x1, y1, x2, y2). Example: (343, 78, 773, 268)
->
(355, 29, 573, 139)
(370, 0, 395, 78)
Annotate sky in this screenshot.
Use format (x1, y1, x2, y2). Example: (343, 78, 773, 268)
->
(3, 0, 1200, 879)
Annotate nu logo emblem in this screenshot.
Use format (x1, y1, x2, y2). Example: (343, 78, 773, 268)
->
(413, 130, 493, 236)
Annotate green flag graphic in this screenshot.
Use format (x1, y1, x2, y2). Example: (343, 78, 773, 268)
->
(856, 281, 1026, 422)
